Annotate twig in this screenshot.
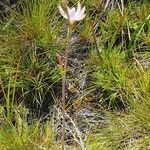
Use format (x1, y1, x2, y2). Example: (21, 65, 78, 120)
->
(65, 112, 86, 150)
(56, 107, 86, 150)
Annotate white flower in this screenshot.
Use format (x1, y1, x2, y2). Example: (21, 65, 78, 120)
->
(59, 2, 86, 24)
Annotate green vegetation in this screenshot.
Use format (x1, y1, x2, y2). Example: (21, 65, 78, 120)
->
(0, 108, 57, 150)
(0, 0, 149, 149)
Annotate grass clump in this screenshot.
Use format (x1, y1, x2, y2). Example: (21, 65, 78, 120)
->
(0, 0, 62, 117)
(89, 1, 150, 148)
(91, 0, 150, 117)
(0, 107, 57, 150)
(92, 48, 150, 109)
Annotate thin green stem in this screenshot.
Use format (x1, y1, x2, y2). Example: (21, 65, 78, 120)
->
(61, 23, 72, 150)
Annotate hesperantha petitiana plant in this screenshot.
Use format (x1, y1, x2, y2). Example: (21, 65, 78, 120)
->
(0, 0, 150, 150)
(58, 1, 86, 150)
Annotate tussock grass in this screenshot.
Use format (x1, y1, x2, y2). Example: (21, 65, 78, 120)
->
(0, 0, 62, 117)
(0, 107, 57, 150)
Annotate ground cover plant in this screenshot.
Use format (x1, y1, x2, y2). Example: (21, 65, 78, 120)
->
(0, 0, 149, 149)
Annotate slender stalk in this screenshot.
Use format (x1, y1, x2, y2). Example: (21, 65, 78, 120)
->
(61, 23, 72, 150)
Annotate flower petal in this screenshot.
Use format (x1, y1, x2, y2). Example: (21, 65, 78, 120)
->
(68, 7, 76, 20)
(68, 7, 75, 15)
(80, 6, 85, 16)
(58, 6, 68, 19)
(67, 6, 71, 13)
(76, 2, 81, 14)
(76, 13, 86, 21)
(59, 2, 86, 23)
